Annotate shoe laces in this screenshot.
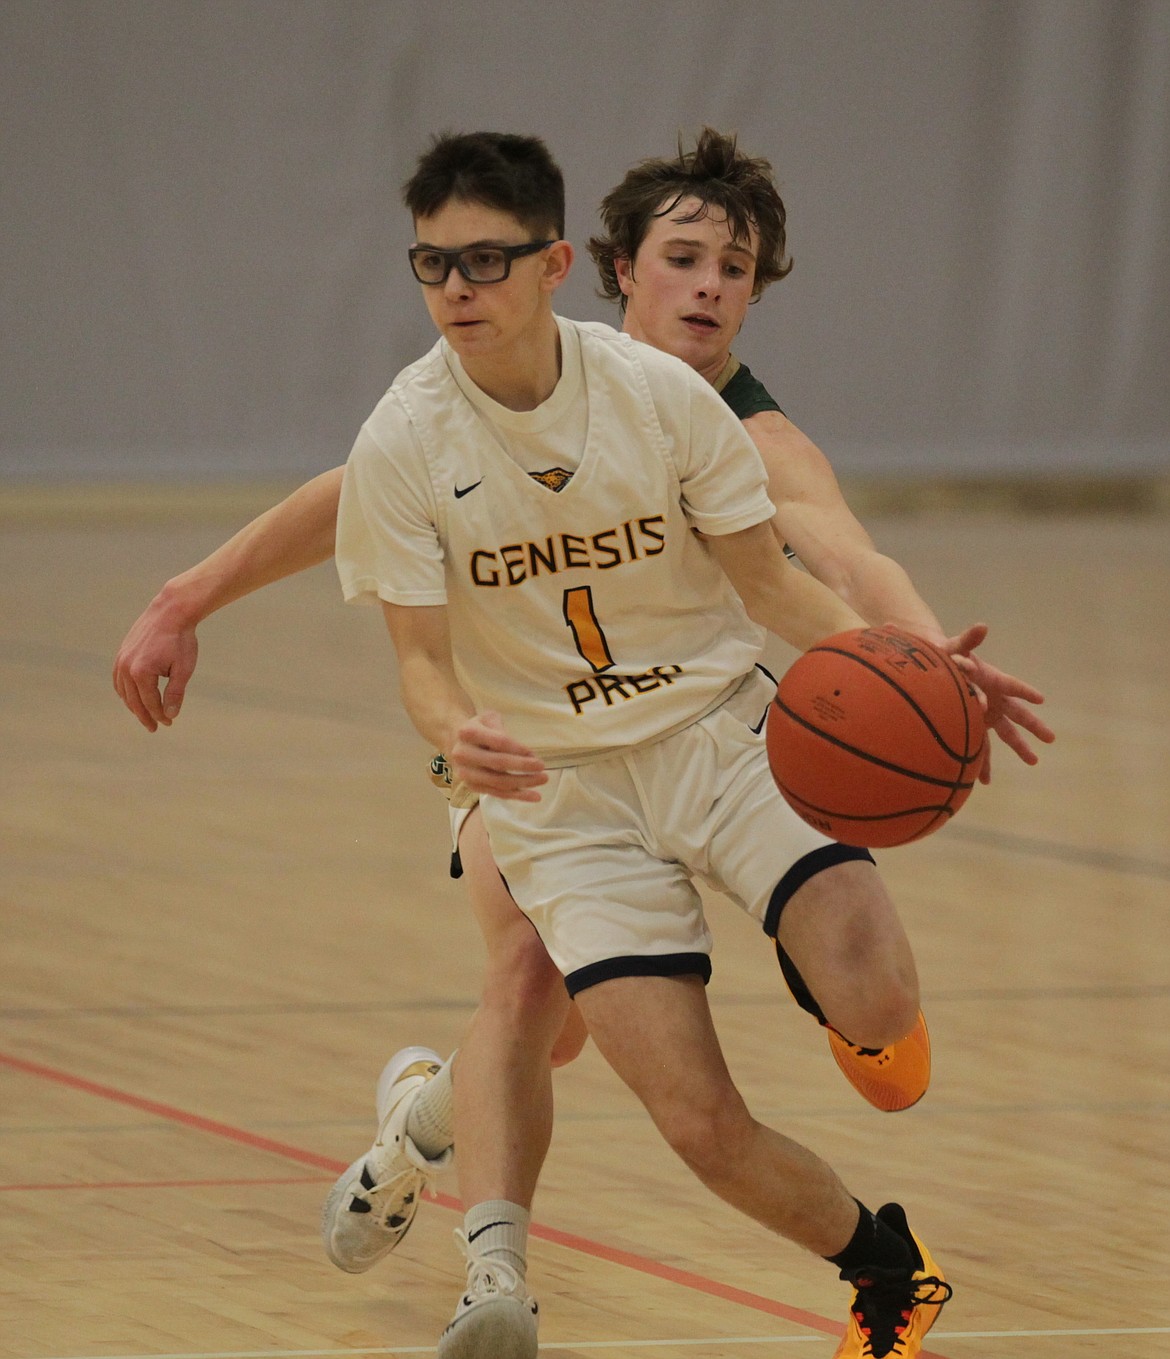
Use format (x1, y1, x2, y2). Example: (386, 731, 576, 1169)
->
(350, 1159, 424, 1222)
(846, 1266, 953, 1356)
(453, 1229, 526, 1303)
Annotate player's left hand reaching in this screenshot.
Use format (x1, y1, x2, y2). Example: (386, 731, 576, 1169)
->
(449, 710, 549, 802)
(942, 623, 1055, 783)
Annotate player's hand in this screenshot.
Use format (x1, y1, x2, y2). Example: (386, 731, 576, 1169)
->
(449, 710, 548, 802)
(112, 597, 199, 732)
(942, 623, 1055, 782)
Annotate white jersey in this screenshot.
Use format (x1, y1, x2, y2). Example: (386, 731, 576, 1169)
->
(336, 317, 775, 765)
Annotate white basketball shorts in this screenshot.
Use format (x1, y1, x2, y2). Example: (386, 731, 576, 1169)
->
(479, 668, 873, 996)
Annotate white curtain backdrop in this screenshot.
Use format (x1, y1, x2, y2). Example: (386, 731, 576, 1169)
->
(2, 0, 1167, 481)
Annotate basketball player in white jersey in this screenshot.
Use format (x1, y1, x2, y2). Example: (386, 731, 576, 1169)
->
(113, 131, 1051, 1359)
(338, 128, 960, 1359)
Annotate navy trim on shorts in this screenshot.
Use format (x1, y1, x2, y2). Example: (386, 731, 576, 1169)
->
(762, 844, 875, 938)
(565, 951, 712, 998)
(750, 662, 779, 732)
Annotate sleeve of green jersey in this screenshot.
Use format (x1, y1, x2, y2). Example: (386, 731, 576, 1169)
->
(720, 361, 785, 420)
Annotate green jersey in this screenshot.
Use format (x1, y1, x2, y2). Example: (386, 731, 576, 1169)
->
(715, 357, 783, 420)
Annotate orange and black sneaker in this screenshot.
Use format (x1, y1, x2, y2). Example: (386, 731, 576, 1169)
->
(832, 1203, 951, 1358)
(825, 1010, 931, 1112)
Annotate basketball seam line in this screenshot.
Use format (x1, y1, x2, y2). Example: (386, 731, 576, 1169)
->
(771, 698, 976, 790)
(809, 644, 984, 767)
(776, 787, 958, 824)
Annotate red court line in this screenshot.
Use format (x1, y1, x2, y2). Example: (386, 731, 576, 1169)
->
(0, 1175, 333, 1192)
(0, 1049, 952, 1357)
(0, 1052, 343, 1171)
(528, 1217, 843, 1335)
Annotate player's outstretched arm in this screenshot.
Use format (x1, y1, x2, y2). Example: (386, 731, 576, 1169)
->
(744, 412, 1053, 771)
(743, 411, 946, 642)
(380, 602, 548, 803)
(113, 466, 344, 730)
(706, 520, 865, 651)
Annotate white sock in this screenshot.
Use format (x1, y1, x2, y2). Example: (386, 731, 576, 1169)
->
(463, 1199, 530, 1282)
(405, 1050, 455, 1159)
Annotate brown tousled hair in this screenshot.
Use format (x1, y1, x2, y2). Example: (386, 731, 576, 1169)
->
(588, 127, 792, 311)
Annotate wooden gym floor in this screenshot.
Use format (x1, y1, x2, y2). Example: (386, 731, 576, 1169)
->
(1, 489, 1168, 1358)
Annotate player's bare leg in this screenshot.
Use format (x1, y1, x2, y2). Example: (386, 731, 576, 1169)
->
(775, 859, 932, 1112)
(574, 972, 950, 1359)
(453, 809, 569, 1209)
(574, 972, 859, 1251)
(778, 860, 918, 1047)
(549, 992, 589, 1067)
(438, 810, 568, 1359)
(320, 808, 580, 1318)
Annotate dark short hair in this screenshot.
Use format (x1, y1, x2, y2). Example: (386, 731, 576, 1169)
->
(402, 131, 565, 241)
(588, 127, 793, 311)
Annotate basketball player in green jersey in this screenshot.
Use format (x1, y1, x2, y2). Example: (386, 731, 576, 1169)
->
(113, 130, 1052, 1359)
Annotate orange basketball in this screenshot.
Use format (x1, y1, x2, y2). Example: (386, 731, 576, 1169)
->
(766, 625, 986, 848)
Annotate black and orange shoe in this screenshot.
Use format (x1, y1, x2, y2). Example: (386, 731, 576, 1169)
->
(832, 1204, 951, 1358)
(825, 1010, 931, 1113)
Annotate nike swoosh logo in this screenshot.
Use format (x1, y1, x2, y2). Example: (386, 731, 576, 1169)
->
(454, 479, 483, 499)
(466, 1218, 512, 1243)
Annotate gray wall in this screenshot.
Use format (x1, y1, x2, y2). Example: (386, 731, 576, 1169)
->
(3, 0, 1168, 482)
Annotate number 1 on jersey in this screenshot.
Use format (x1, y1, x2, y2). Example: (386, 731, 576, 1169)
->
(563, 585, 615, 673)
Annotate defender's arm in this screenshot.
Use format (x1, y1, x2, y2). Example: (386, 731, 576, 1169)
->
(113, 466, 343, 729)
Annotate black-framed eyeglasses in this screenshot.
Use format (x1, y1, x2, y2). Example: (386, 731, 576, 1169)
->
(408, 239, 556, 286)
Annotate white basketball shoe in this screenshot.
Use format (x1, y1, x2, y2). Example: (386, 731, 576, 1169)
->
(321, 1046, 453, 1273)
(437, 1231, 539, 1359)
